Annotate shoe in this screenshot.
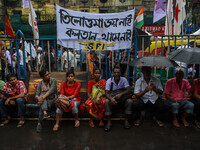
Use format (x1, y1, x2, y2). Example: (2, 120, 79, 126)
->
(36, 124, 42, 133)
(43, 114, 50, 120)
(104, 124, 111, 132)
(74, 120, 80, 128)
(124, 121, 131, 129)
(89, 120, 95, 127)
(195, 120, 200, 129)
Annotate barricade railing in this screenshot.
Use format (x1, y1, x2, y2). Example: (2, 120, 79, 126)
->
(0, 33, 200, 87)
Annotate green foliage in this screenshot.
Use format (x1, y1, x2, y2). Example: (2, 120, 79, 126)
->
(21, 15, 28, 24)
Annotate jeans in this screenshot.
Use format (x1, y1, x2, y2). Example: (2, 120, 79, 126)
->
(38, 99, 54, 123)
(20, 65, 25, 79)
(167, 99, 194, 114)
(0, 98, 25, 118)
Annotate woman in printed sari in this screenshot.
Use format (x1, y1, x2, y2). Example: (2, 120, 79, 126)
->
(53, 70, 82, 131)
(85, 68, 106, 127)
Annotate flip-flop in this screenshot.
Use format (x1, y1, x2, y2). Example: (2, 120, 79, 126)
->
(134, 120, 141, 127)
(74, 120, 80, 128)
(99, 121, 104, 127)
(0, 119, 11, 127)
(89, 121, 95, 127)
(17, 119, 25, 128)
(155, 120, 164, 127)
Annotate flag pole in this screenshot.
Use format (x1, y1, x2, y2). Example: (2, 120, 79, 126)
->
(166, 1, 171, 79)
(4, 12, 8, 75)
(29, 0, 38, 71)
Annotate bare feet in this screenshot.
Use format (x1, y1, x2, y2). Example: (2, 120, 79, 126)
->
(173, 120, 180, 128)
(182, 118, 189, 127)
(53, 124, 59, 132)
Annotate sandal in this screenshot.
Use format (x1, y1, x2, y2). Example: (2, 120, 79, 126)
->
(53, 124, 59, 132)
(134, 120, 141, 127)
(99, 120, 104, 127)
(0, 118, 11, 127)
(155, 120, 164, 127)
(89, 120, 95, 127)
(17, 119, 25, 128)
(74, 120, 80, 128)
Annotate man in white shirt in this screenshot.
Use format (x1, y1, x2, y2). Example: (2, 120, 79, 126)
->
(13, 43, 27, 79)
(62, 48, 75, 72)
(133, 66, 170, 127)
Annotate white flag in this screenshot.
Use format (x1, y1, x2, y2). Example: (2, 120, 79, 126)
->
(22, 0, 30, 8)
(165, 0, 173, 35)
(174, 0, 186, 35)
(29, 1, 39, 45)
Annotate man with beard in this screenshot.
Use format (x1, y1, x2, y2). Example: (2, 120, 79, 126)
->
(104, 66, 133, 131)
(133, 66, 170, 127)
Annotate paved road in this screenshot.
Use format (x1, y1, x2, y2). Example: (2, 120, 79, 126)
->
(0, 120, 199, 150)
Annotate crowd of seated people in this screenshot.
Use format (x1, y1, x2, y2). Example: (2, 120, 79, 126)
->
(0, 66, 200, 133)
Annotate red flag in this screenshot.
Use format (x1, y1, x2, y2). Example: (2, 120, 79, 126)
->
(5, 15, 15, 39)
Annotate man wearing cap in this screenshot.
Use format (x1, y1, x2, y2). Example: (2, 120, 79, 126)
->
(164, 67, 194, 127)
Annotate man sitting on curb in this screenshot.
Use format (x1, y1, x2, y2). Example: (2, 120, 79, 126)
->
(0, 73, 27, 127)
(164, 67, 194, 127)
(104, 66, 133, 132)
(35, 69, 57, 132)
(133, 66, 170, 127)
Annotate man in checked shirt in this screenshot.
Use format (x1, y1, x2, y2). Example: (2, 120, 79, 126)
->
(0, 73, 27, 128)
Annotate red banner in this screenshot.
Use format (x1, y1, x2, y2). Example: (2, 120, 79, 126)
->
(141, 26, 174, 35)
